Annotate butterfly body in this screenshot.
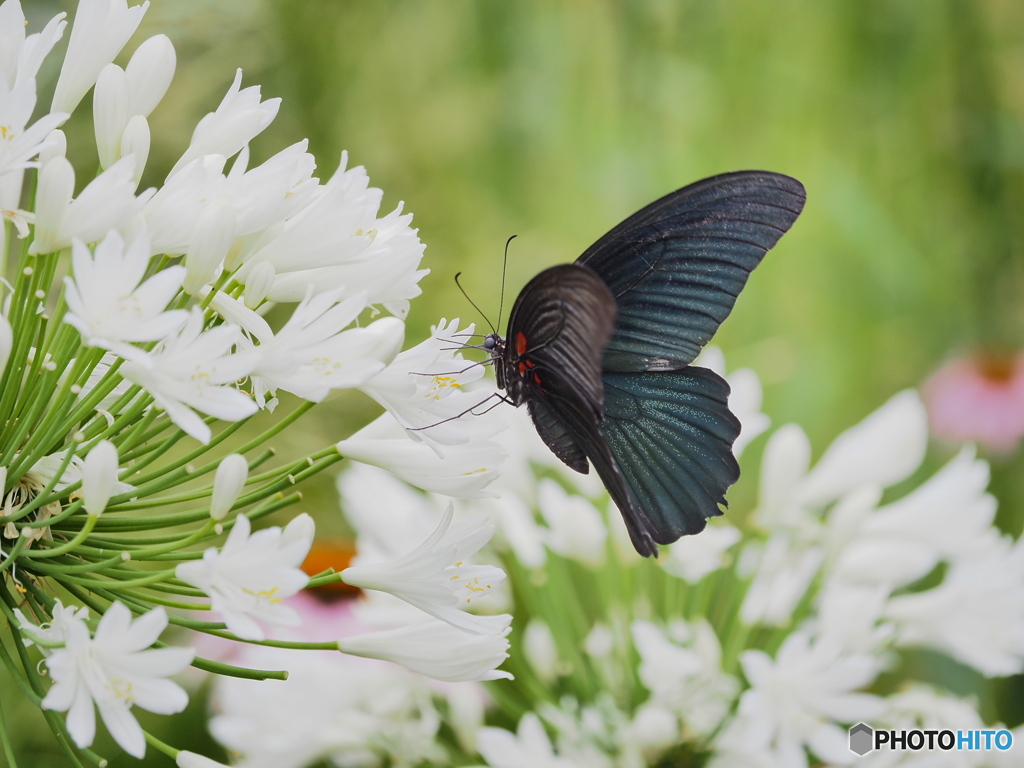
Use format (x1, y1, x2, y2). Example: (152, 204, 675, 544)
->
(486, 171, 806, 557)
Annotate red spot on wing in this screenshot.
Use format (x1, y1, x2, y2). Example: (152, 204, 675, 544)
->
(525, 360, 535, 368)
(533, 373, 543, 385)
(518, 362, 527, 375)
(515, 332, 527, 355)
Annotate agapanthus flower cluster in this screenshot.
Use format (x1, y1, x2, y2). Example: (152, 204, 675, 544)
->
(0, 0, 510, 764)
(224, 350, 1024, 766)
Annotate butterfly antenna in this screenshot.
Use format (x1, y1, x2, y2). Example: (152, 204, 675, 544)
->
(454, 272, 496, 334)
(496, 235, 516, 331)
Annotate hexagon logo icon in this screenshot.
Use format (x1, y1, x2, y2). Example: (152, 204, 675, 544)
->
(849, 723, 874, 756)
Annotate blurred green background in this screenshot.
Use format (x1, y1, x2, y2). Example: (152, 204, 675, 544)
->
(10, 0, 1024, 764)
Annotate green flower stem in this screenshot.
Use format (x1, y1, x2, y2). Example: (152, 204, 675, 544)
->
(233, 400, 315, 455)
(88, 488, 301, 532)
(23, 514, 98, 558)
(5, 348, 98, 482)
(0, 535, 28, 573)
(0, 679, 21, 768)
(144, 731, 177, 761)
(120, 419, 249, 490)
(20, 496, 83, 529)
(190, 655, 289, 681)
(116, 418, 183, 464)
(29, 564, 176, 591)
(111, 402, 160, 455)
(0, 624, 42, 706)
(16, 319, 86, 451)
(34, 551, 128, 575)
(306, 572, 342, 588)
(0, 254, 46, 431)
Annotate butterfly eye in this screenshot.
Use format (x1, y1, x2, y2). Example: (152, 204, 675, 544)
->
(483, 335, 497, 351)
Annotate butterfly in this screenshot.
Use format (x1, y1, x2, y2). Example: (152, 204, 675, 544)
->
(483, 171, 806, 557)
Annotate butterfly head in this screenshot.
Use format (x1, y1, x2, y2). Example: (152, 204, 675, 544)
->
(482, 332, 504, 357)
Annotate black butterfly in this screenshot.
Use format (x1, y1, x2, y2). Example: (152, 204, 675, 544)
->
(483, 171, 806, 557)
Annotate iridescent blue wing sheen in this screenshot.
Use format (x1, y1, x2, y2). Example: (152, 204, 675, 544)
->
(599, 367, 740, 550)
(576, 171, 806, 371)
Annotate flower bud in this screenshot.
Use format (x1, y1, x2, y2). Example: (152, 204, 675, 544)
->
(29, 156, 74, 255)
(38, 129, 67, 166)
(94, 64, 129, 170)
(83, 440, 119, 517)
(243, 261, 275, 308)
(210, 454, 248, 521)
(126, 34, 176, 118)
(183, 201, 237, 294)
(120, 115, 151, 188)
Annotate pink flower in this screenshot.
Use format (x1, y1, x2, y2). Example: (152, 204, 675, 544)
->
(923, 352, 1024, 453)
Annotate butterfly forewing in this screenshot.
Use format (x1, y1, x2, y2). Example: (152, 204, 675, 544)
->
(501, 264, 617, 419)
(577, 171, 806, 372)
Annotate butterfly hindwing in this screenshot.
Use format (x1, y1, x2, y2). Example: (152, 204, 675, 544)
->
(576, 171, 806, 371)
(599, 366, 741, 545)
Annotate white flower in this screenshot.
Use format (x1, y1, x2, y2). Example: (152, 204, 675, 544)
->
(30, 154, 150, 254)
(337, 411, 506, 498)
(51, 0, 149, 116)
(632, 619, 739, 736)
(124, 34, 175, 118)
(830, 446, 996, 588)
(82, 440, 118, 516)
(476, 713, 578, 768)
(0, 1, 67, 88)
(884, 533, 1024, 676)
(120, 309, 259, 444)
(335, 461, 444, 562)
(717, 631, 884, 768)
(338, 615, 513, 682)
(622, 704, 679, 763)
(0, 77, 68, 178)
(662, 522, 741, 583)
(237, 153, 428, 316)
(30, 601, 193, 758)
(536, 478, 607, 567)
(14, 600, 88, 651)
(250, 290, 404, 403)
(698, 347, 770, 457)
(0, 2, 69, 177)
(175, 513, 314, 640)
(64, 230, 187, 356)
(210, 454, 248, 521)
(797, 390, 928, 507)
(740, 533, 824, 626)
(209, 639, 445, 768)
(170, 69, 280, 177)
(753, 424, 817, 535)
(177, 752, 231, 768)
(342, 503, 508, 634)
(93, 63, 129, 169)
(359, 317, 488, 450)
(144, 142, 317, 255)
(810, 579, 893, 655)
(524, 618, 561, 683)
(183, 199, 237, 293)
(92, 34, 174, 170)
